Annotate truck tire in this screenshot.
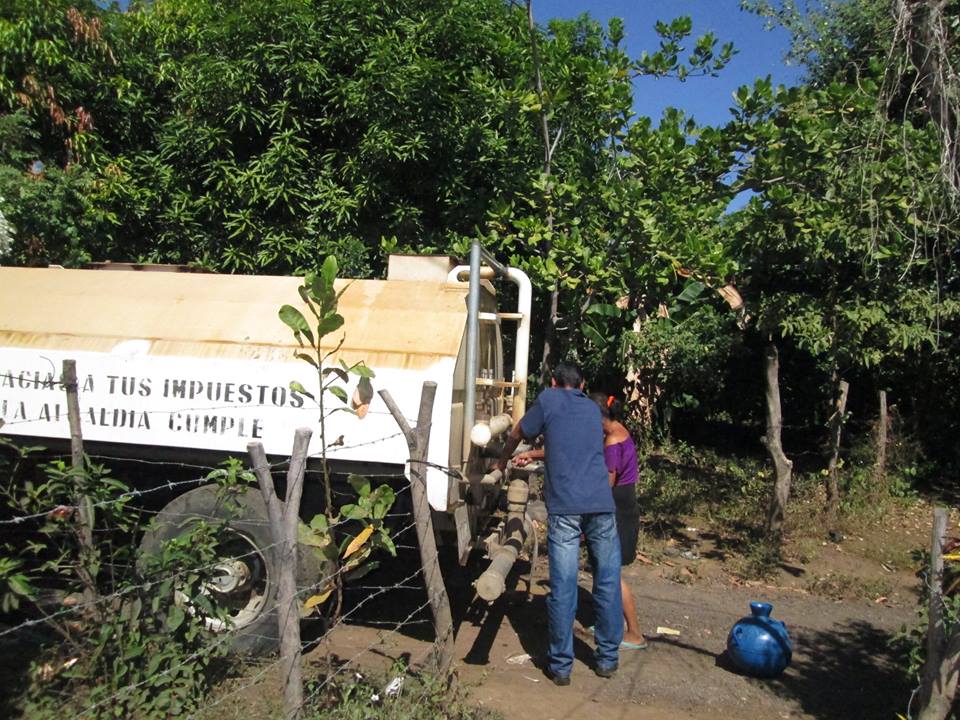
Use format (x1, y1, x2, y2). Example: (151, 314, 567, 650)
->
(139, 485, 330, 656)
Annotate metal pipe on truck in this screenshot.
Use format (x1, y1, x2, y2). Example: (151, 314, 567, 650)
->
(463, 240, 482, 461)
(475, 478, 530, 602)
(448, 260, 531, 426)
(469, 412, 512, 447)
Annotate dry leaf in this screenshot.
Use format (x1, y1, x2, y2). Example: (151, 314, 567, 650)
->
(303, 589, 332, 612)
(343, 525, 374, 559)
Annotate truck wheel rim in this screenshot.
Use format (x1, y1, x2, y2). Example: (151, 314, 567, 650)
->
(176, 531, 270, 633)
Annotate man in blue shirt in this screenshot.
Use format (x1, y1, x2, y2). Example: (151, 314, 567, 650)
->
(497, 361, 622, 685)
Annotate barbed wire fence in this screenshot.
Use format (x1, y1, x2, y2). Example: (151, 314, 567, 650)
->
(0, 362, 469, 720)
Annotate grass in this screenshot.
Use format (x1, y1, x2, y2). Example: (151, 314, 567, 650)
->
(197, 658, 501, 720)
(638, 440, 770, 537)
(854, 534, 914, 570)
(804, 573, 895, 602)
(303, 664, 501, 720)
(634, 434, 936, 585)
(787, 536, 822, 566)
(731, 539, 783, 581)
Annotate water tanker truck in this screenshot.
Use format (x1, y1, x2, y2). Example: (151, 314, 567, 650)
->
(0, 244, 534, 652)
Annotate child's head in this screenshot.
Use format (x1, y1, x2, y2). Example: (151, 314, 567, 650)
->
(590, 392, 623, 423)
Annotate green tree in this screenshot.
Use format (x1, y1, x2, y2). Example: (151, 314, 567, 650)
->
(728, 73, 957, 532)
(0, 1, 120, 266)
(489, 7, 735, 380)
(87, 0, 543, 275)
(279, 255, 395, 619)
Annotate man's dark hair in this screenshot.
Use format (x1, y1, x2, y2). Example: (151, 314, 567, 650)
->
(552, 361, 583, 389)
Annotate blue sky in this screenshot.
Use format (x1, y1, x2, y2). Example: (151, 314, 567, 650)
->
(536, 0, 804, 128)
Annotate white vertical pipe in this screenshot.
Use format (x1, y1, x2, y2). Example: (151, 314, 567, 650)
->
(463, 241, 482, 460)
(507, 267, 531, 421)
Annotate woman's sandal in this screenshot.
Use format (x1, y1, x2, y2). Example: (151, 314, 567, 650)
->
(582, 626, 649, 649)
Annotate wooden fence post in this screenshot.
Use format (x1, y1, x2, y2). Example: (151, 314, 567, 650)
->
(825, 378, 850, 523)
(917, 507, 959, 720)
(248, 427, 312, 720)
(379, 382, 456, 675)
(874, 389, 889, 482)
(61, 359, 98, 611)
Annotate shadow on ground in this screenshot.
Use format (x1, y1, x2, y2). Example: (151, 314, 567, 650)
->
(765, 619, 912, 720)
(343, 543, 916, 720)
(454, 558, 600, 676)
(454, 563, 914, 720)
(335, 545, 439, 643)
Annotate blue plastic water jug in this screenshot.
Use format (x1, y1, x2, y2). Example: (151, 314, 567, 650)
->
(726, 601, 792, 677)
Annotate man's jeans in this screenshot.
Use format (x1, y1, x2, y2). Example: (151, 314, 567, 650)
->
(546, 512, 623, 677)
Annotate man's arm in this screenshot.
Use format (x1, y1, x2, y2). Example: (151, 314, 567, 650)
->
(495, 423, 526, 472)
(496, 396, 544, 472)
(514, 447, 545, 467)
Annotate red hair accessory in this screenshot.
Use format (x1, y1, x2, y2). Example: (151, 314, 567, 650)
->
(606, 395, 615, 408)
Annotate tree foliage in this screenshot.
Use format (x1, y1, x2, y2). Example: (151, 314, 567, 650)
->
(731, 76, 955, 376)
(733, 0, 960, 477)
(1, 0, 958, 476)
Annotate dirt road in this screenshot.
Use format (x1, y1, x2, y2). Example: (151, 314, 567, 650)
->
(322, 555, 916, 720)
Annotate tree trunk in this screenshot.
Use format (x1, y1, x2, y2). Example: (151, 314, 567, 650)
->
(761, 341, 794, 537)
(622, 311, 659, 433)
(825, 377, 850, 523)
(917, 631, 960, 720)
(917, 508, 959, 720)
(541, 285, 559, 384)
(894, 0, 960, 196)
(526, 0, 560, 381)
(874, 389, 889, 482)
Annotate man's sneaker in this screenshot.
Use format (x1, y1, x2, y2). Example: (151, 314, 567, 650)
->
(595, 664, 618, 679)
(548, 671, 571, 686)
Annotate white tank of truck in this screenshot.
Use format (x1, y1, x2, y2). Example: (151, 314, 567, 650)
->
(0, 247, 532, 651)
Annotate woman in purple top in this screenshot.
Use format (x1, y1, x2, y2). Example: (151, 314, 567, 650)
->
(591, 393, 646, 649)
